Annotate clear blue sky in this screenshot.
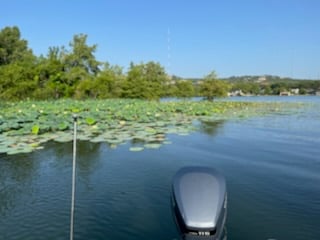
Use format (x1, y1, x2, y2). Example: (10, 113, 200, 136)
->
(2, 0, 320, 79)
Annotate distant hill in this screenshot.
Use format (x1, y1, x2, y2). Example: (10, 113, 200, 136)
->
(176, 75, 320, 96)
(178, 75, 319, 83)
(220, 75, 318, 84)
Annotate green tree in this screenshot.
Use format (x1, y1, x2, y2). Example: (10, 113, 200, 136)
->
(263, 85, 272, 95)
(122, 61, 167, 100)
(31, 47, 68, 99)
(0, 60, 37, 100)
(26, 46, 77, 99)
(76, 63, 124, 99)
(63, 34, 100, 75)
(0, 26, 33, 65)
(200, 71, 230, 101)
(95, 63, 124, 98)
(0, 26, 37, 100)
(175, 80, 195, 98)
(231, 82, 260, 95)
(299, 88, 307, 95)
(249, 83, 260, 95)
(271, 82, 288, 95)
(60, 34, 101, 97)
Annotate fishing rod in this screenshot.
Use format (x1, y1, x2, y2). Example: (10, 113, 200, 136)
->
(70, 114, 78, 240)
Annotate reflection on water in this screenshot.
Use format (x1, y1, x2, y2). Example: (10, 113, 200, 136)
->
(0, 153, 38, 216)
(0, 97, 320, 240)
(198, 120, 225, 136)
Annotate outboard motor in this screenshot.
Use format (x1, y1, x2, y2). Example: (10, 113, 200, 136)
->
(172, 166, 227, 240)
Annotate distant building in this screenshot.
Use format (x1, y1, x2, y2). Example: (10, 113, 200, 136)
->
(290, 88, 300, 95)
(306, 89, 316, 95)
(257, 76, 267, 83)
(228, 90, 245, 97)
(196, 80, 204, 85)
(280, 91, 291, 96)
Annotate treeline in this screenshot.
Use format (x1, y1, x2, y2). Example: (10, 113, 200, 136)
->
(225, 75, 320, 95)
(0, 26, 164, 100)
(0, 26, 231, 101)
(1, 26, 319, 101)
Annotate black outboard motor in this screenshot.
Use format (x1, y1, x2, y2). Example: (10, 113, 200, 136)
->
(172, 167, 227, 240)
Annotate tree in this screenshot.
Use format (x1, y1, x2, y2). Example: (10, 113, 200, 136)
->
(231, 82, 260, 95)
(63, 34, 100, 75)
(175, 80, 195, 98)
(0, 60, 38, 100)
(263, 85, 272, 95)
(59, 34, 101, 96)
(122, 61, 167, 100)
(299, 88, 307, 95)
(0, 26, 37, 100)
(0, 26, 33, 65)
(200, 71, 230, 101)
(75, 63, 124, 99)
(31, 47, 67, 99)
(95, 63, 124, 98)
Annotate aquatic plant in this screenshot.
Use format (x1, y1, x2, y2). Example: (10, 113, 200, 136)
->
(0, 99, 303, 155)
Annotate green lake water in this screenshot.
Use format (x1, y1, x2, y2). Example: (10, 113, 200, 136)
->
(0, 96, 319, 240)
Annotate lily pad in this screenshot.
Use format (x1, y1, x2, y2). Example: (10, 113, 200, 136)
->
(129, 147, 144, 152)
(0, 145, 10, 153)
(53, 132, 73, 143)
(32, 125, 40, 135)
(0, 99, 304, 155)
(144, 143, 162, 149)
(58, 122, 69, 131)
(85, 117, 96, 126)
(90, 136, 106, 143)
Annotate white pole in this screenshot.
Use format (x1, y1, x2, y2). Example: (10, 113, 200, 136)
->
(167, 27, 171, 76)
(70, 114, 77, 240)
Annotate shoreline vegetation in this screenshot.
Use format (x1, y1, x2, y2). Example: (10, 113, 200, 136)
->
(1, 26, 320, 102)
(0, 99, 305, 155)
(0, 26, 316, 155)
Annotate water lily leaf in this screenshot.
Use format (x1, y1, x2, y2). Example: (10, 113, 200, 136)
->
(0, 145, 10, 153)
(58, 122, 69, 131)
(129, 147, 144, 152)
(77, 134, 91, 141)
(145, 127, 157, 133)
(54, 137, 72, 143)
(53, 132, 73, 142)
(6, 149, 23, 155)
(6, 144, 34, 155)
(32, 125, 40, 135)
(178, 132, 190, 136)
(106, 138, 123, 144)
(86, 117, 96, 126)
(90, 136, 105, 143)
(29, 142, 40, 148)
(144, 143, 162, 149)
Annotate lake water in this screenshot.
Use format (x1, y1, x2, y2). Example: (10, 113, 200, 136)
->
(0, 96, 320, 240)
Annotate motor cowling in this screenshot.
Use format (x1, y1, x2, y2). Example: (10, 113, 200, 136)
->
(172, 167, 227, 240)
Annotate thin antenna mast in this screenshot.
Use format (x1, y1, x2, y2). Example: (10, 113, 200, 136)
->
(70, 114, 78, 240)
(167, 27, 171, 76)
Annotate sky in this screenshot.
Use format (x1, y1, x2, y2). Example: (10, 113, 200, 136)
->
(1, 0, 320, 79)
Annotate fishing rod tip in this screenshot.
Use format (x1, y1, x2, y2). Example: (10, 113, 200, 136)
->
(72, 114, 78, 122)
